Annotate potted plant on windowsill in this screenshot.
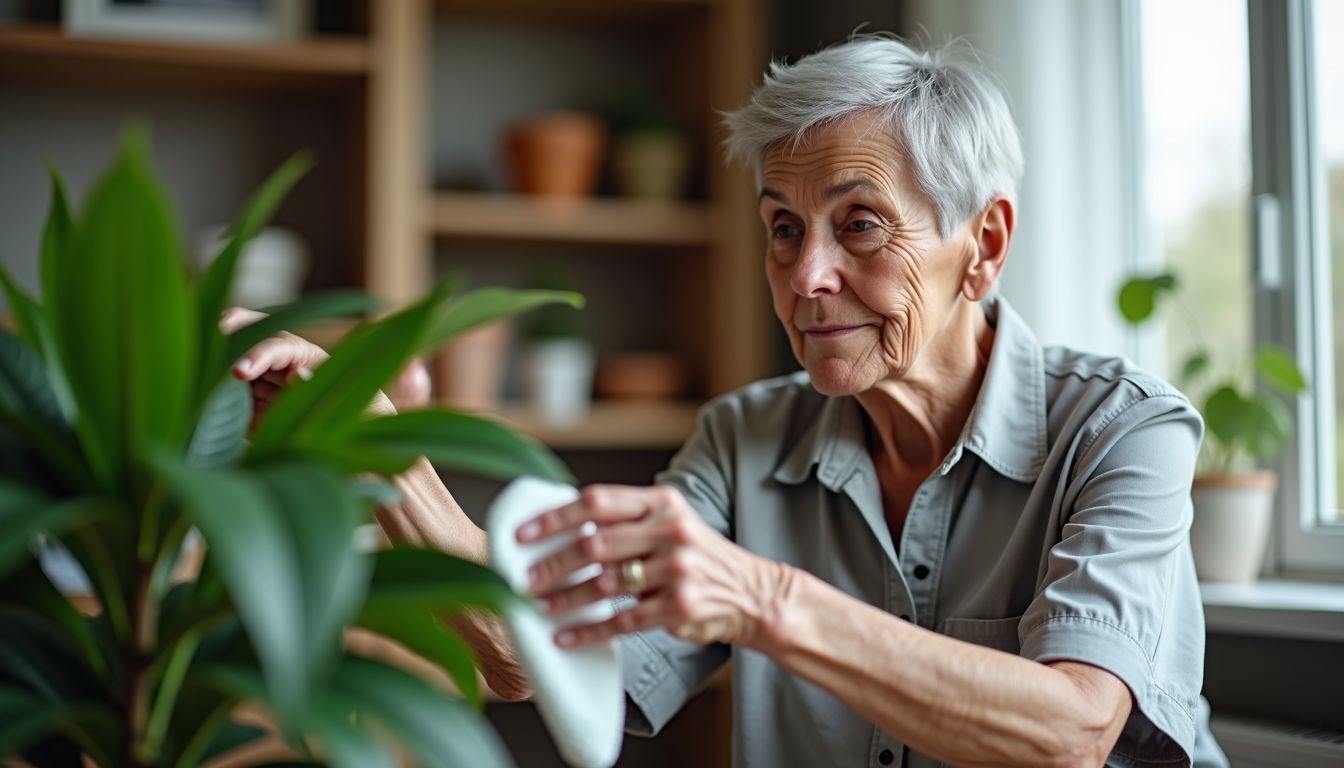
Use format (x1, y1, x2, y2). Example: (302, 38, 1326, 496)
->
(0, 128, 582, 766)
(1117, 272, 1308, 582)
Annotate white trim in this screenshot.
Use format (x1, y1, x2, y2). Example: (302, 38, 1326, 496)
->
(62, 0, 311, 44)
(1202, 578, 1344, 642)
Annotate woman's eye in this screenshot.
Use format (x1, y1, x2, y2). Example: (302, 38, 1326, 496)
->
(847, 219, 878, 233)
(772, 222, 800, 239)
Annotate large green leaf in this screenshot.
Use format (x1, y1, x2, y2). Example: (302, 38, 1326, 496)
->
(364, 548, 518, 616)
(195, 720, 269, 766)
(1255, 345, 1308, 395)
(186, 376, 252, 469)
(202, 665, 397, 768)
(316, 409, 572, 483)
(355, 608, 483, 709)
(0, 266, 74, 421)
(248, 282, 453, 457)
(0, 331, 91, 493)
(150, 456, 309, 724)
(255, 462, 372, 681)
(331, 656, 512, 768)
(0, 617, 120, 765)
(44, 128, 197, 492)
(1244, 392, 1291, 458)
(0, 489, 103, 581)
(219, 291, 377, 381)
(1203, 385, 1252, 447)
(421, 287, 583, 354)
(0, 560, 110, 679)
(197, 151, 314, 402)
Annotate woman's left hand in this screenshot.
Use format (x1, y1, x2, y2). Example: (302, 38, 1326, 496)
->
(520, 484, 791, 649)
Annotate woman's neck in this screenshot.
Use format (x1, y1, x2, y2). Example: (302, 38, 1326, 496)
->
(856, 300, 996, 476)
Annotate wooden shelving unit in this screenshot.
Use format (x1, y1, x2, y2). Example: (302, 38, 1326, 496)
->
(0, 0, 768, 457)
(0, 22, 369, 89)
(493, 400, 699, 450)
(426, 192, 713, 246)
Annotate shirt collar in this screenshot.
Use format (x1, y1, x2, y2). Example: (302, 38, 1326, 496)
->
(772, 294, 1048, 488)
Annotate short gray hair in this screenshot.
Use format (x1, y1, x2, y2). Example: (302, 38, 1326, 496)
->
(724, 34, 1024, 240)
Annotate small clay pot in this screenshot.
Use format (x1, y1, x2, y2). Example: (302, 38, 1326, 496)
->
(595, 352, 687, 401)
(505, 112, 606, 198)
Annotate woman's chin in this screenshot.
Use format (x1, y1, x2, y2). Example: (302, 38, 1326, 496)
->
(804, 359, 874, 397)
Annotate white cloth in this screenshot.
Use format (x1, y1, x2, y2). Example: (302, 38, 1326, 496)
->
(487, 477, 625, 768)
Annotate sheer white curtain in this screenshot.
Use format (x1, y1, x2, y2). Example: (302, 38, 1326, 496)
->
(907, 0, 1145, 360)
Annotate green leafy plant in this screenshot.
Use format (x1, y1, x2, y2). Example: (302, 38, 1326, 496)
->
(0, 128, 584, 767)
(1117, 272, 1307, 475)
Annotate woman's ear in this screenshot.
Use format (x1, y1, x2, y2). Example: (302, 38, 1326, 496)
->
(962, 196, 1014, 301)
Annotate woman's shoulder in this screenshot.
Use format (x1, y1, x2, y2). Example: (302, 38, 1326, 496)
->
(1039, 345, 1201, 439)
(1041, 345, 1187, 401)
(694, 370, 828, 438)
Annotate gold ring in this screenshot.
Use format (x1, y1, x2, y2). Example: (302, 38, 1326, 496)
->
(621, 558, 647, 594)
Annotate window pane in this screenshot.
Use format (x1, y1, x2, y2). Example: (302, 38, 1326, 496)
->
(1316, 0, 1344, 523)
(1140, 1, 1252, 473)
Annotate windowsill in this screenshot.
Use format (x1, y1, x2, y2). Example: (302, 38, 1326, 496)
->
(1201, 579, 1344, 642)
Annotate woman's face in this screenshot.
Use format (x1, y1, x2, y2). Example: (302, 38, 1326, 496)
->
(760, 112, 976, 396)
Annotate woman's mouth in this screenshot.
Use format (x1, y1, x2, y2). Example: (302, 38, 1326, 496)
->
(803, 325, 865, 339)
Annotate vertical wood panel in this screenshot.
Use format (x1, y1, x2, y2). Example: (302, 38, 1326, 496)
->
(367, 0, 430, 306)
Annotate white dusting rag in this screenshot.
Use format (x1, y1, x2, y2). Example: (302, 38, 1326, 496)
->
(487, 477, 625, 768)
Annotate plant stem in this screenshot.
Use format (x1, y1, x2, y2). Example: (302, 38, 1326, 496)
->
(125, 564, 154, 767)
(139, 631, 201, 763)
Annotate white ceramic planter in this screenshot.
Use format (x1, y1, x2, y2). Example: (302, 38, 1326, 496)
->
(521, 338, 595, 427)
(1189, 472, 1277, 582)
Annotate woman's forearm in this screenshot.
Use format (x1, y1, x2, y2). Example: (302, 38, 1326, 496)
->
(755, 568, 1126, 767)
(375, 455, 532, 700)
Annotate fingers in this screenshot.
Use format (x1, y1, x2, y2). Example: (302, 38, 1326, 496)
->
(232, 333, 323, 382)
(219, 306, 267, 334)
(538, 554, 675, 615)
(517, 485, 685, 543)
(528, 521, 658, 594)
(554, 595, 667, 648)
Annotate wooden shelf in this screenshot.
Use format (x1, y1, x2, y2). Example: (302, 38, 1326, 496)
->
(0, 23, 369, 90)
(426, 192, 713, 247)
(493, 400, 699, 450)
(435, 0, 713, 27)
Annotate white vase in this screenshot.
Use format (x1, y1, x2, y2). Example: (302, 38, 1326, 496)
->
(197, 225, 309, 310)
(1189, 472, 1277, 582)
(521, 339, 595, 427)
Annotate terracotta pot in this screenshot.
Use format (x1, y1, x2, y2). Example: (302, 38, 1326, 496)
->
(612, 132, 690, 200)
(505, 112, 606, 198)
(1189, 471, 1278, 582)
(433, 321, 511, 412)
(595, 352, 687, 400)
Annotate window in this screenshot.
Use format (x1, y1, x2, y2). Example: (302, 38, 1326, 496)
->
(1138, 0, 1344, 572)
(1137, 0, 1253, 460)
(1316, 0, 1344, 527)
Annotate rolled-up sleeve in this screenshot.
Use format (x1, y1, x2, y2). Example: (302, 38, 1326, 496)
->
(1020, 392, 1206, 766)
(618, 403, 734, 736)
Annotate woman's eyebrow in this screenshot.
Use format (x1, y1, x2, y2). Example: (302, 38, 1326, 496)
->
(822, 178, 882, 201)
(759, 179, 882, 205)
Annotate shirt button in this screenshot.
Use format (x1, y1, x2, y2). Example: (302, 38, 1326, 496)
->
(913, 564, 930, 580)
(879, 748, 895, 765)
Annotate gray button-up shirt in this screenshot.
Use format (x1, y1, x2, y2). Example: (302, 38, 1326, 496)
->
(619, 296, 1227, 768)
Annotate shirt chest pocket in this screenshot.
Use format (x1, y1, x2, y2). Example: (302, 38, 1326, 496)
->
(936, 615, 1024, 655)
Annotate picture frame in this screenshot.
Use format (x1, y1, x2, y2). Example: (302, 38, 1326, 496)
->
(62, 0, 311, 44)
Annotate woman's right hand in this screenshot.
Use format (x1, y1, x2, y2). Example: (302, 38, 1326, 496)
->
(219, 307, 330, 431)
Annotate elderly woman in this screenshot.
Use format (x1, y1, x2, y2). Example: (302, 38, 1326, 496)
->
(235, 36, 1226, 768)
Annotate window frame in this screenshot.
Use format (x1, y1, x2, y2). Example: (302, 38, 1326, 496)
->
(1248, 0, 1344, 573)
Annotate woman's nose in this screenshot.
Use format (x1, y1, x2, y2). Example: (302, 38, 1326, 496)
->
(790, 233, 843, 297)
